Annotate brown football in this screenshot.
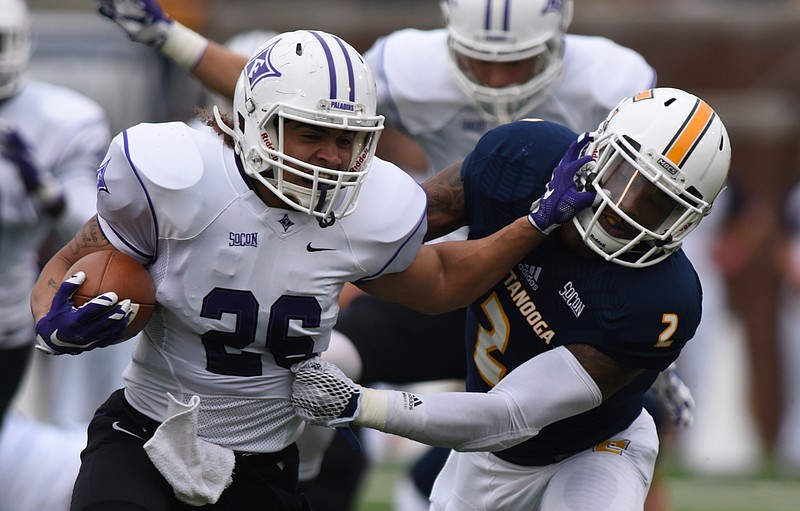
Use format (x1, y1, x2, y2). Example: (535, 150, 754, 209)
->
(65, 250, 156, 340)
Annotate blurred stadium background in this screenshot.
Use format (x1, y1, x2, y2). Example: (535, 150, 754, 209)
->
(23, 1, 800, 509)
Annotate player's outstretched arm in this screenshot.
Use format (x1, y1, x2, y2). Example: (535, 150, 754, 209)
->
(360, 134, 596, 314)
(97, 0, 244, 99)
(292, 346, 603, 451)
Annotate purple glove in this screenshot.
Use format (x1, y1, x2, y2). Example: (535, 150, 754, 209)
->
(651, 363, 695, 427)
(35, 272, 134, 355)
(97, 0, 173, 48)
(528, 132, 597, 234)
(0, 123, 66, 217)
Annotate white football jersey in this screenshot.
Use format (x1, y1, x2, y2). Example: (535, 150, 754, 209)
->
(365, 29, 656, 180)
(0, 80, 109, 348)
(96, 122, 427, 452)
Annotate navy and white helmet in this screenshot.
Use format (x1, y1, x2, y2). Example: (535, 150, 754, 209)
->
(574, 88, 731, 268)
(441, 0, 573, 122)
(222, 30, 384, 223)
(0, 0, 32, 100)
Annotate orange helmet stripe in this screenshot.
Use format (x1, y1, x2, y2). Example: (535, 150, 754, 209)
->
(664, 99, 715, 167)
(633, 89, 654, 102)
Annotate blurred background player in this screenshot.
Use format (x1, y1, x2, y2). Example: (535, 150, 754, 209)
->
(0, 1, 117, 508)
(774, 182, 800, 476)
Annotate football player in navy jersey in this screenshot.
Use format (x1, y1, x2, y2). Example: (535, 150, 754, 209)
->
(292, 87, 731, 511)
(29, 30, 594, 511)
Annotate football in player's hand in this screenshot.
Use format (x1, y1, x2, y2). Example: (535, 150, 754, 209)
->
(65, 250, 156, 340)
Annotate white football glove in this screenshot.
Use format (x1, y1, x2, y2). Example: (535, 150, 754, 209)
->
(651, 363, 695, 427)
(291, 358, 363, 428)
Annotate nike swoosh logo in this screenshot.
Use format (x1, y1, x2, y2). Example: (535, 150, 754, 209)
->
(47, 330, 87, 349)
(306, 242, 335, 252)
(112, 421, 145, 440)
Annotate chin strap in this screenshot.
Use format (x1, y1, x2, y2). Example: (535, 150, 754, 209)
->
(315, 184, 335, 228)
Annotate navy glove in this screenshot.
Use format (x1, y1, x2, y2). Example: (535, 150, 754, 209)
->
(97, 0, 173, 48)
(0, 122, 66, 217)
(528, 132, 597, 234)
(35, 272, 134, 355)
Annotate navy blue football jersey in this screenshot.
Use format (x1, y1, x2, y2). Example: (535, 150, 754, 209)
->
(461, 120, 702, 465)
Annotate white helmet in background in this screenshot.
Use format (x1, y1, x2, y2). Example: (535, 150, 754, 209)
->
(574, 88, 731, 268)
(441, 0, 573, 123)
(221, 30, 384, 226)
(0, 0, 32, 100)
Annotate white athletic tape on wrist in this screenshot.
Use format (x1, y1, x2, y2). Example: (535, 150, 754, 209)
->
(161, 22, 209, 71)
(353, 388, 389, 430)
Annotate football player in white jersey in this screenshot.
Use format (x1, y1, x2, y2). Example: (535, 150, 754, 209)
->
(775, 183, 800, 475)
(0, 0, 102, 425)
(0, 1, 121, 508)
(30, 30, 596, 510)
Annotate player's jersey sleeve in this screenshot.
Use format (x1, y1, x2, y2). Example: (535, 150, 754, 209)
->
(364, 29, 464, 136)
(461, 120, 577, 236)
(552, 35, 657, 131)
(346, 157, 428, 281)
(96, 122, 226, 264)
(594, 252, 702, 369)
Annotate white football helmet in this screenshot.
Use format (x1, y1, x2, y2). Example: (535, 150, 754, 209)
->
(0, 0, 32, 100)
(573, 88, 731, 268)
(220, 30, 384, 225)
(441, 0, 573, 123)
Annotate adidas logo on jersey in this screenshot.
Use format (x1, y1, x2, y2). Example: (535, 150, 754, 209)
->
(517, 263, 542, 291)
(401, 392, 423, 411)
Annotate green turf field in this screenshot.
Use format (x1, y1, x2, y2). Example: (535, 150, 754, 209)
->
(353, 461, 800, 511)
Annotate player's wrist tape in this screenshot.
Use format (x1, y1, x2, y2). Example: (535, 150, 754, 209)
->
(527, 207, 559, 235)
(353, 388, 389, 430)
(161, 21, 209, 71)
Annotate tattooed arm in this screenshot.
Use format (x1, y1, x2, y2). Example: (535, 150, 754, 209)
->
(422, 161, 468, 242)
(31, 214, 115, 321)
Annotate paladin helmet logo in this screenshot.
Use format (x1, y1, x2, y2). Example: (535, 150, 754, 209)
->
(329, 100, 355, 112)
(542, 0, 566, 15)
(247, 39, 282, 88)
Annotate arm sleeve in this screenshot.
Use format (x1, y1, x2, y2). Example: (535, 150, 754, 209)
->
(357, 346, 602, 451)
